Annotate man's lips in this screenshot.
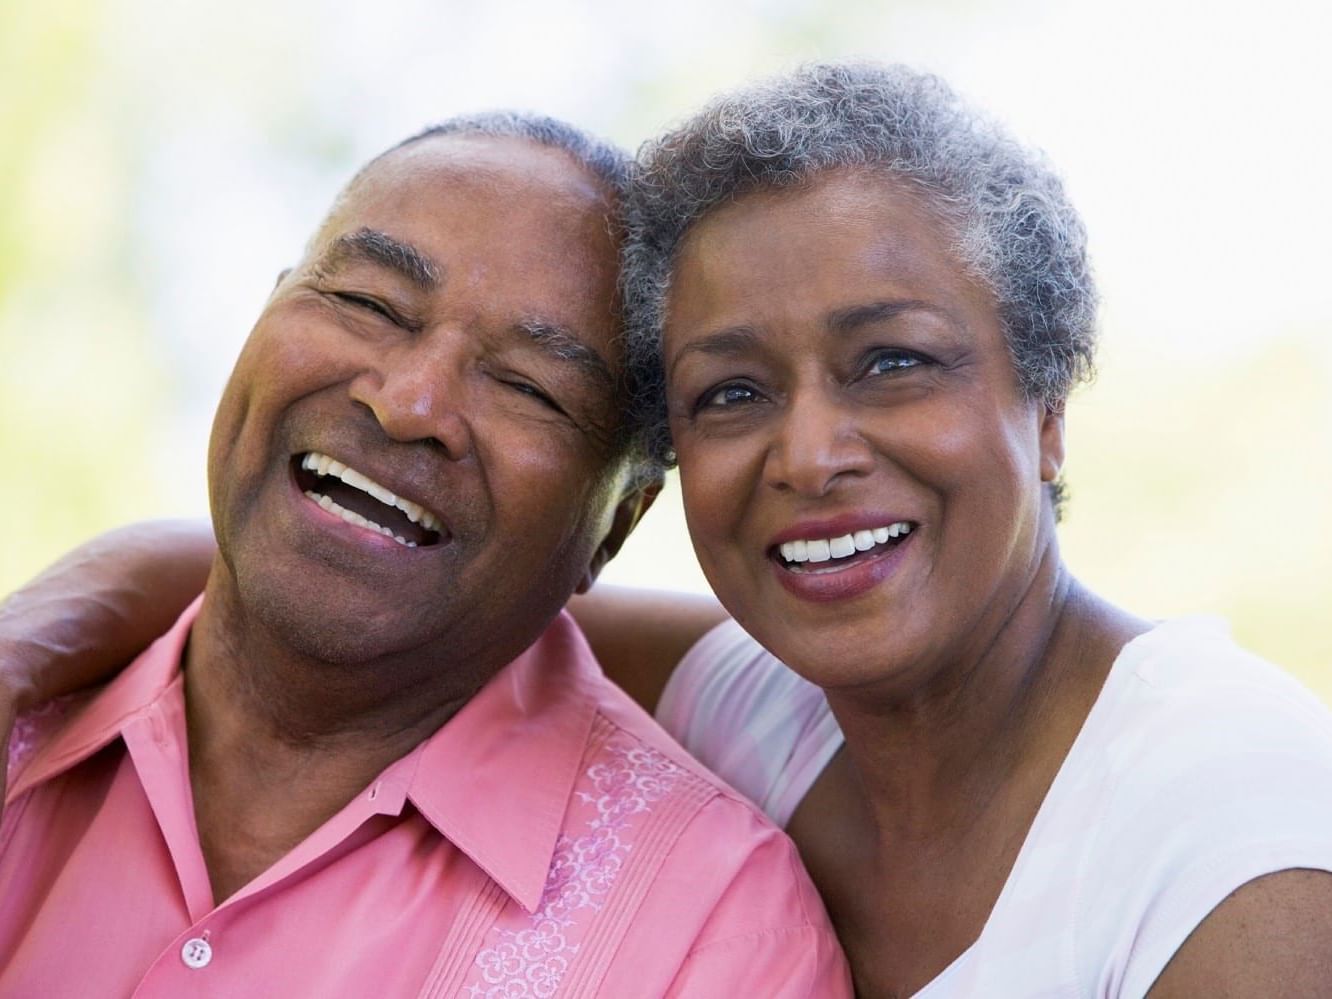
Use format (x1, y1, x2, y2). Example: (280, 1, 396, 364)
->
(292, 451, 445, 548)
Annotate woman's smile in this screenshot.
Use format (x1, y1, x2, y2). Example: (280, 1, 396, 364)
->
(772, 527, 916, 603)
(773, 519, 913, 569)
(766, 516, 917, 602)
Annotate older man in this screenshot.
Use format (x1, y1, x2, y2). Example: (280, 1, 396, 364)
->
(0, 116, 848, 997)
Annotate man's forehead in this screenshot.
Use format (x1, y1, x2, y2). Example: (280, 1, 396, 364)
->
(352, 133, 613, 212)
(313, 133, 621, 291)
(303, 132, 626, 376)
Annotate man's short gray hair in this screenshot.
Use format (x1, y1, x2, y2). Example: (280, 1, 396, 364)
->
(622, 62, 1098, 476)
(385, 111, 631, 197)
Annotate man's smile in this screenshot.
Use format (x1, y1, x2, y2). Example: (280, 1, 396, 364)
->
(294, 451, 444, 548)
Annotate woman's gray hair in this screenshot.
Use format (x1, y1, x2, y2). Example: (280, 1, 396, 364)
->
(622, 62, 1098, 476)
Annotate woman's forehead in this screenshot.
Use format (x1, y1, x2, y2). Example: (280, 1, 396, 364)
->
(665, 169, 982, 330)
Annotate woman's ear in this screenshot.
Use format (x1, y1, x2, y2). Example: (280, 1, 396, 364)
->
(1038, 403, 1066, 483)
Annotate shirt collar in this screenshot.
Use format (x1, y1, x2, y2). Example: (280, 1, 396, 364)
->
(10, 597, 604, 914)
(8, 595, 203, 802)
(401, 610, 601, 912)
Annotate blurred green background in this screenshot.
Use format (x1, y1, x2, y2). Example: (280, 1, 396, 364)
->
(3, 0, 1329, 695)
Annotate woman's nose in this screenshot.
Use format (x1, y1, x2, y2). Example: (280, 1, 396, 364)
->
(762, 392, 873, 497)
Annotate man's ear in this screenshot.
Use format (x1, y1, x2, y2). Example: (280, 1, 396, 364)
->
(1038, 402, 1066, 483)
(576, 480, 662, 595)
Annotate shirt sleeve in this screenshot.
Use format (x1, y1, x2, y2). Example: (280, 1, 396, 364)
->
(591, 784, 852, 998)
(659, 802, 853, 998)
(655, 620, 844, 826)
(664, 923, 852, 998)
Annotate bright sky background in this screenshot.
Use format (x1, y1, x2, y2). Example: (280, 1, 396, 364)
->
(3, 0, 1330, 691)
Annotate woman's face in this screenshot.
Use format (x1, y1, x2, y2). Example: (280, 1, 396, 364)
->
(662, 168, 1065, 693)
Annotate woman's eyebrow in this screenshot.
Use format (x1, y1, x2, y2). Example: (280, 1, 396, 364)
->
(826, 299, 945, 334)
(315, 227, 441, 291)
(667, 326, 761, 378)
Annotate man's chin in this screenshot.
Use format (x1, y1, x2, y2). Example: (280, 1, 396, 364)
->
(230, 571, 434, 668)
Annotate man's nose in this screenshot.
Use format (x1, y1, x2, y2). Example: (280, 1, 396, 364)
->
(762, 390, 874, 498)
(348, 346, 473, 459)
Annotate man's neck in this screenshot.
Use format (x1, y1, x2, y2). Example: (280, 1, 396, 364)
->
(180, 575, 489, 902)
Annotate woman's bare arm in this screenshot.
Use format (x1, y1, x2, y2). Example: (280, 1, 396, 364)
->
(0, 519, 215, 805)
(568, 585, 727, 713)
(1148, 868, 1332, 996)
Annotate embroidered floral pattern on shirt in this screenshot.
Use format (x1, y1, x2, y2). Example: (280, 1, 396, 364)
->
(464, 737, 686, 998)
(5, 699, 75, 788)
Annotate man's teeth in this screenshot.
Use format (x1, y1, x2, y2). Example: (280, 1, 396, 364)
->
(300, 452, 441, 532)
(304, 491, 418, 548)
(779, 523, 912, 564)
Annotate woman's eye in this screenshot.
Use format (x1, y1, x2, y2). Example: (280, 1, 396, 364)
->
(865, 349, 924, 377)
(699, 383, 762, 410)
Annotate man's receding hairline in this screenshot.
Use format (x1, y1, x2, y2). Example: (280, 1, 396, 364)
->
(308, 134, 616, 274)
(352, 130, 621, 210)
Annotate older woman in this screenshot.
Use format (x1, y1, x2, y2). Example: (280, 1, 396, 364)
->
(615, 63, 1332, 995)
(6, 64, 1332, 996)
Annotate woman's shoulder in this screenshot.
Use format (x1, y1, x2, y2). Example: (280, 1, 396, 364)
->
(1098, 616, 1332, 768)
(957, 619, 1332, 995)
(1056, 617, 1332, 993)
(657, 620, 828, 726)
(1067, 617, 1332, 871)
(654, 620, 843, 826)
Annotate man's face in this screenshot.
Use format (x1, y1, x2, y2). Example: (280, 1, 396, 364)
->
(207, 134, 636, 674)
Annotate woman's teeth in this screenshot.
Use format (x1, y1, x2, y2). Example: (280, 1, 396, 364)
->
(779, 523, 912, 565)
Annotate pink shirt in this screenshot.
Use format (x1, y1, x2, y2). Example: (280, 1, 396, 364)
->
(1, 601, 849, 998)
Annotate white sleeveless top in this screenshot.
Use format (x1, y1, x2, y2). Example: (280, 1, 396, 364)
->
(656, 616, 1332, 997)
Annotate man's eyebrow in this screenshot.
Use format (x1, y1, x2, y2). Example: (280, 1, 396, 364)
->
(315, 227, 441, 290)
(513, 319, 617, 392)
(826, 299, 944, 334)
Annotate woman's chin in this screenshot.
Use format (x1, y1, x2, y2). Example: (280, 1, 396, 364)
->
(739, 611, 935, 700)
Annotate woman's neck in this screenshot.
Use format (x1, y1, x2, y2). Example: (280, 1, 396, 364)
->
(824, 552, 1143, 841)
(793, 557, 1149, 996)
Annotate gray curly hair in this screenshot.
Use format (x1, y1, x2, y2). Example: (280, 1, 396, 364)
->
(622, 62, 1098, 486)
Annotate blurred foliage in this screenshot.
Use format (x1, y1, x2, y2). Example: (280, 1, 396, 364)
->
(1061, 335, 1332, 698)
(0, 0, 166, 589)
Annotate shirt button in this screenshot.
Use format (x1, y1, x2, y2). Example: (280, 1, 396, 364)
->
(181, 936, 213, 969)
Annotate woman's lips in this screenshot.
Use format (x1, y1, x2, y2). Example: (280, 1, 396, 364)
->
(769, 529, 915, 602)
(773, 521, 913, 565)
